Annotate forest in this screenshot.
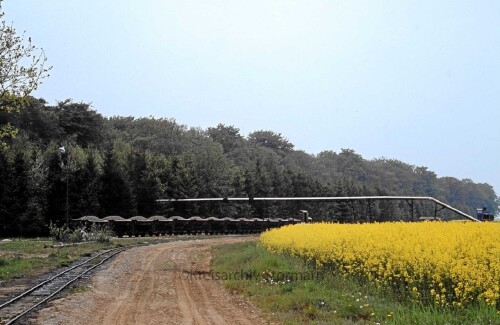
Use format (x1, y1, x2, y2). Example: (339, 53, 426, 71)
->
(0, 97, 497, 236)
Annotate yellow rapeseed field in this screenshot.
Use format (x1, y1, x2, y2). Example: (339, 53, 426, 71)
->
(260, 222, 500, 307)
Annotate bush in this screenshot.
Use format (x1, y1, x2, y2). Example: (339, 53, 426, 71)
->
(49, 222, 74, 243)
(49, 222, 113, 244)
(87, 224, 113, 243)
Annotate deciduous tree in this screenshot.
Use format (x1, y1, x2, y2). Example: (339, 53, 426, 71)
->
(0, 3, 51, 146)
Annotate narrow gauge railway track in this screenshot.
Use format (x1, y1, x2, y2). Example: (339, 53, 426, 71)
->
(0, 248, 125, 324)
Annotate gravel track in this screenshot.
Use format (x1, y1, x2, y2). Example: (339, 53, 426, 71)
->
(31, 236, 266, 325)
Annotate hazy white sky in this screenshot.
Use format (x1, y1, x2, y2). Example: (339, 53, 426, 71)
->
(4, 1, 500, 195)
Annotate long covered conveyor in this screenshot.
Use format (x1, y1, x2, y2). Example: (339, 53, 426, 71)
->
(156, 196, 480, 222)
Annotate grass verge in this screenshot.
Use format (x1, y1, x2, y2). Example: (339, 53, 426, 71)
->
(212, 241, 500, 325)
(0, 234, 223, 282)
(0, 239, 111, 281)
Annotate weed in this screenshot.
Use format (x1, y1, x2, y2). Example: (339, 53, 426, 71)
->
(70, 285, 90, 295)
(49, 222, 114, 244)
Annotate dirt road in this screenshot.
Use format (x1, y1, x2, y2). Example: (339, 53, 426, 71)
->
(33, 237, 266, 325)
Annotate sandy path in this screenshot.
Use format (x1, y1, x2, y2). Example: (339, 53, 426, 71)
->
(33, 237, 265, 325)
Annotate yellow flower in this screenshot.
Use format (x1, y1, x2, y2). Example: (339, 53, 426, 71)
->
(260, 222, 500, 307)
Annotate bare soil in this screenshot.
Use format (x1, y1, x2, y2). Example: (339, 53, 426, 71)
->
(32, 236, 267, 325)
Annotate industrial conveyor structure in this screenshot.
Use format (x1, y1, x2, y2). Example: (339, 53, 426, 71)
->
(157, 196, 480, 222)
(74, 196, 482, 237)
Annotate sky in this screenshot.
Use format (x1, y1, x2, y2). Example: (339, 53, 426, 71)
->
(3, 1, 500, 196)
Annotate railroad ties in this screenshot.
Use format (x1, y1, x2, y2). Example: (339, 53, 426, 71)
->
(73, 215, 303, 237)
(0, 248, 124, 325)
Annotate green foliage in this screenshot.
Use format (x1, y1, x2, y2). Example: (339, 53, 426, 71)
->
(56, 100, 104, 147)
(0, 4, 51, 146)
(0, 92, 497, 236)
(23, 148, 49, 234)
(72, 150, 101, 216)
(248, 130, 294, 154)
(191, 139, 235, 199)
(99, 149, 135, 217)
(207, 123, 243, 153)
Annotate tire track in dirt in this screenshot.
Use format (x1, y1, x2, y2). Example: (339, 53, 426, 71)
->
(32, 237, 265, 325)
(102, 246, 165, 324)
(176, 273, 207, 324)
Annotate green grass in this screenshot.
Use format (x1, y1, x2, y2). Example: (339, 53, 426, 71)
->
(0, 236, 161, 281)
(212, 241, 500, 325)
(0, 234, 222, 281)
(69, 284, 91, 295)
(0, 239, 112, 280)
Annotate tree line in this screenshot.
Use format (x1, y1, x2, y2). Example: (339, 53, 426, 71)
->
(0, 4, 497, 237)
(0, 97, 497, 236)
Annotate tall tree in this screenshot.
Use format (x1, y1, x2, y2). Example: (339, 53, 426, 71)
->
(73, 150, 101, 217)
(99, 150, 135, 217)
(0, 148, 11, 235)
(24, 148, 49, 235)
(248, 130, 294, 155)
(128, 150, 165, 216)
(9, 152, 28, 234)
(45, 148, 66, 225)
(0, 4, 51, 146)
(56, 100, 104, 147)
(192, 141, 234, 198)
(161, 155, 198, 216)
(337, 149, 366, 182)
(207, 124, 243, 154)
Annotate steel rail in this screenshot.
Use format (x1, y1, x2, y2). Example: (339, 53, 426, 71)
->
(156, 196, 479, 222)
(0, 249, 114, 310)
(1, 248, 125, 325)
